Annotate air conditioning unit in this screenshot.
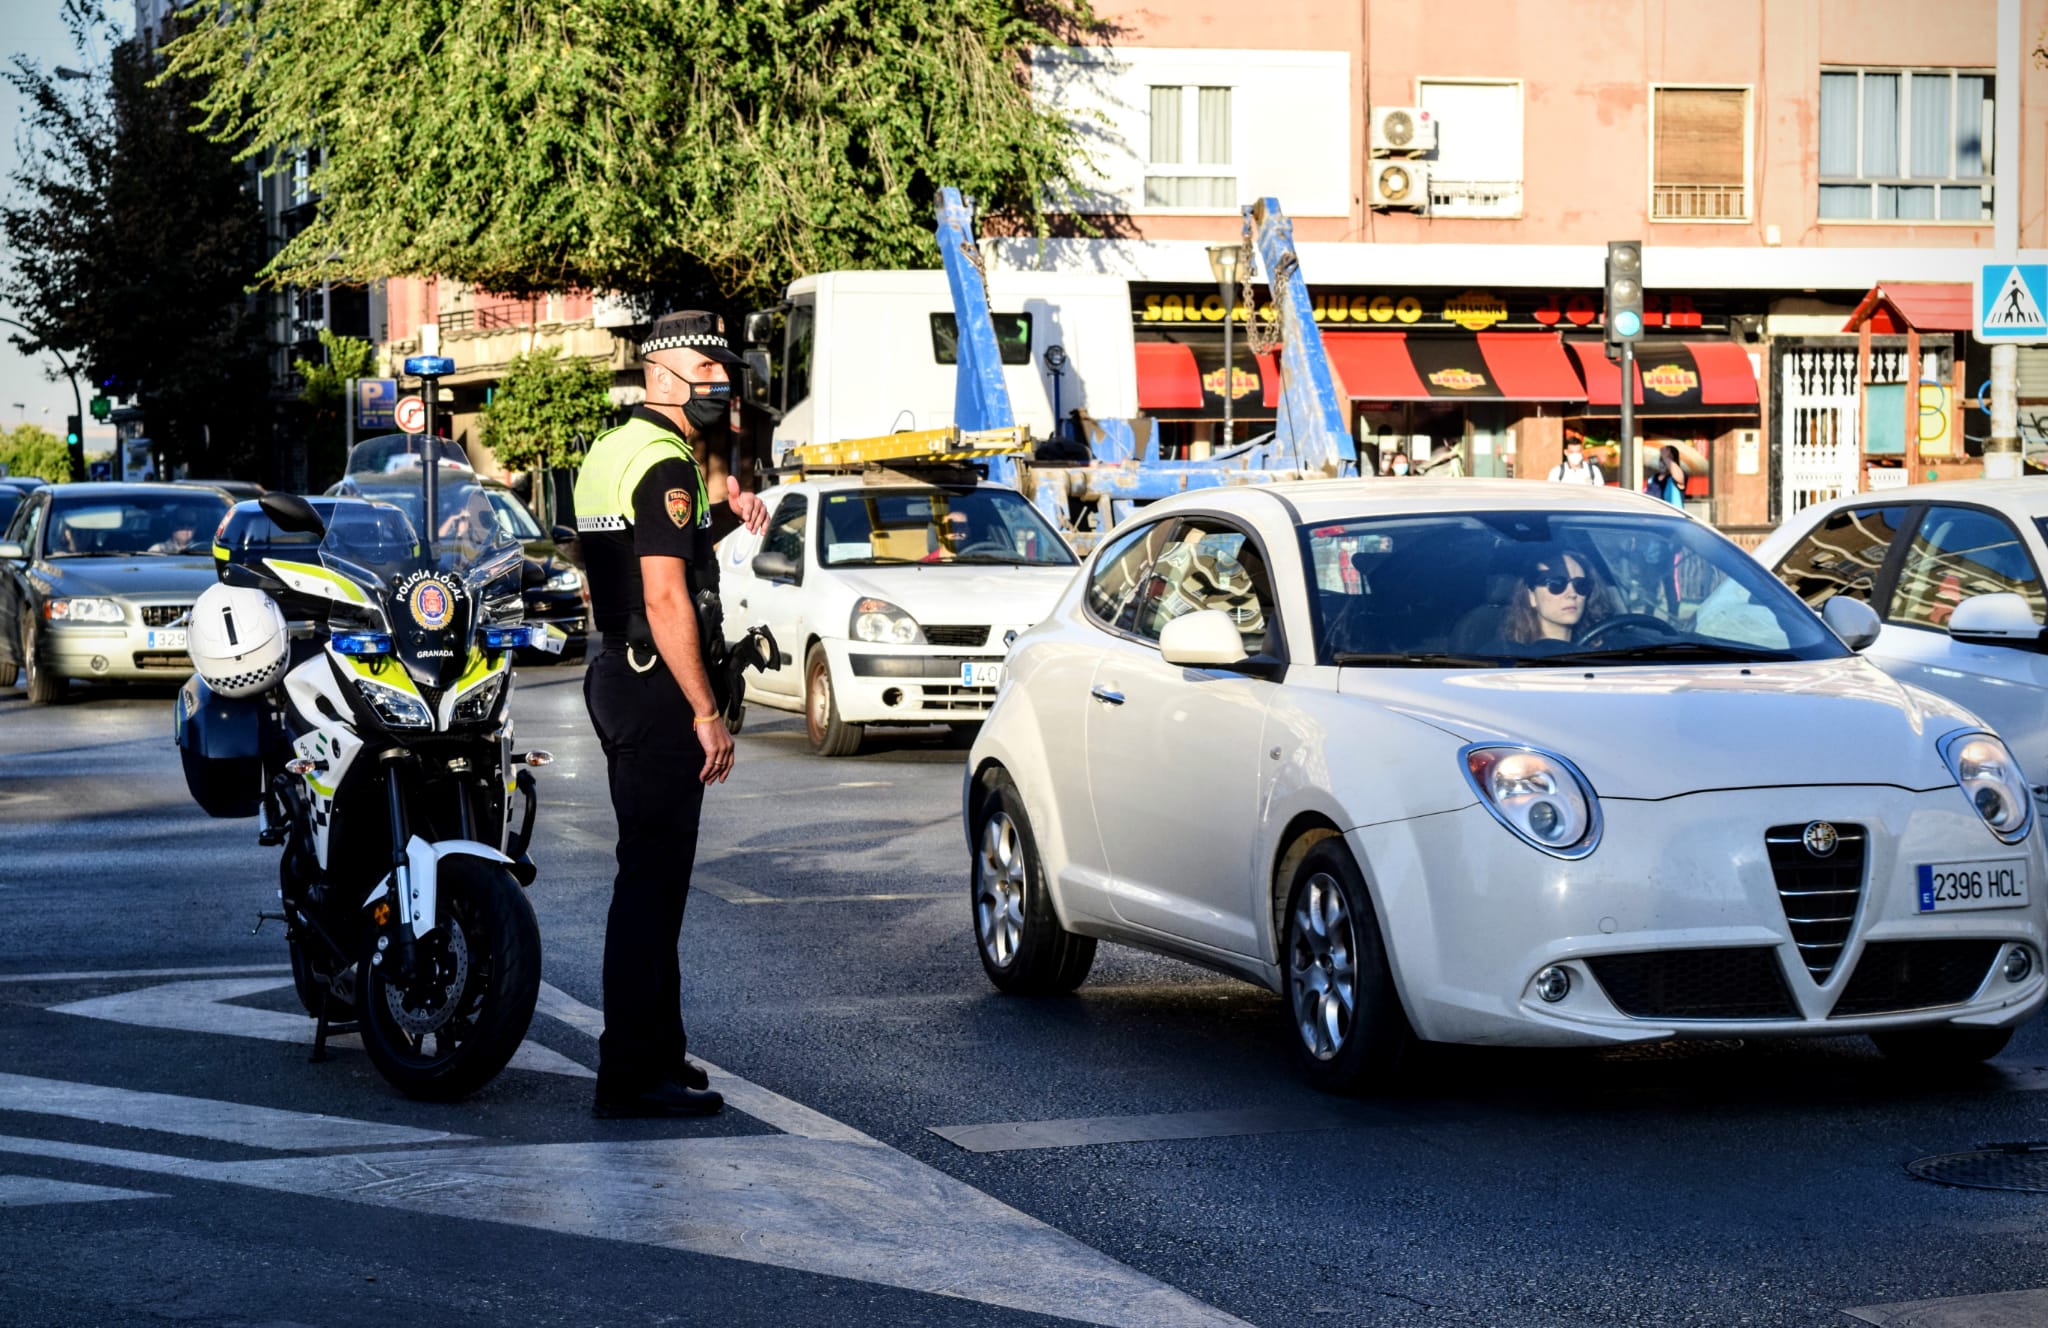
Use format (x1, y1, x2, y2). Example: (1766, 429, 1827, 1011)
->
(1370, 106, 1436, 155)
(1370, 160, 1430, 210)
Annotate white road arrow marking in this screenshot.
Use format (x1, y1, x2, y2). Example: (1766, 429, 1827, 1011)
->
(0, 1173, 164, 1208)
(0, 1072, 469, 1151)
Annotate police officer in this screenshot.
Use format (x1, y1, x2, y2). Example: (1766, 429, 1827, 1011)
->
(575, 310, 767, 1119)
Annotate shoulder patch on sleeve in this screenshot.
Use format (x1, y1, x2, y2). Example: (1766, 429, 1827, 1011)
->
(665, 488, 692, 528)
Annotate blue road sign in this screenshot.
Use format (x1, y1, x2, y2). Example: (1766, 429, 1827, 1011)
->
(356, 378, 397, 431)
(403, 355, 456, 378)
(88, 460, 111, 481)
(1977, 263, 2048, 343)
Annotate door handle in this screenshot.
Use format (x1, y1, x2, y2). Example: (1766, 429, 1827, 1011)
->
(1090, 684, 1125, 706)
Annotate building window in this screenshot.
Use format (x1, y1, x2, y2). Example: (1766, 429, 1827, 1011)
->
(1818, 68, 1992, 221)
(1652, 87, 1748, 221)
(1145, 85, 1234, 209)
(289, 150, 313, 208)
(1416, 80, 1522, 218)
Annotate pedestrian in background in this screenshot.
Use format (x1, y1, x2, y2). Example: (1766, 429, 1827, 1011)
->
(1645, 444, 1687, 507)
(1548, 436, 1604, 486)
(573, 310, 769, 1120)
(1385, 450, 1411, 477)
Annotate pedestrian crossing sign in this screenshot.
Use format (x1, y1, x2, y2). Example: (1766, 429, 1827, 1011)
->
(1977, 263, 2048, 343)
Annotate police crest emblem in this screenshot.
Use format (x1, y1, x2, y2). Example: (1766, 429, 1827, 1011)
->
(666, 488, 692, 528)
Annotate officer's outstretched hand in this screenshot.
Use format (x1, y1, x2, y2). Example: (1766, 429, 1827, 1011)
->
(699, 716, 736, 784)
(727, 478, 770, 536)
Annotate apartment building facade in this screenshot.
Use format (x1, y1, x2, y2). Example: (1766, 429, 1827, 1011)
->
(1010, 0, 2045, 531)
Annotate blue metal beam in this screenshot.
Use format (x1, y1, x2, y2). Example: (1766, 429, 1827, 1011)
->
(1248, 198, 1355, 470)
(934, 189, 1015, 435)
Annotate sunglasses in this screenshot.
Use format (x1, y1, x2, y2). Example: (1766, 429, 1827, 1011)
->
(1531, 574, 1593, 596)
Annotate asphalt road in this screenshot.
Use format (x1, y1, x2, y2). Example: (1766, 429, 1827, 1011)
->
(5, 664, 2048, 1328)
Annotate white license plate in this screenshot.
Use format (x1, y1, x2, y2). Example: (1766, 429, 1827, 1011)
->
(960, 662, 1004, 687)
(1917, 859, 2029, 913)
(146, 629, 188, 651)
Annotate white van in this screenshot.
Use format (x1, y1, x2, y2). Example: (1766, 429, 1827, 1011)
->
(741, 270, 1138, 456)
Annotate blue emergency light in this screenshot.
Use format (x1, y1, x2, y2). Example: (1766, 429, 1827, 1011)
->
(332, 632, 394, 656)
(482, 625, 541, 651)
(403, 355, 457, 378)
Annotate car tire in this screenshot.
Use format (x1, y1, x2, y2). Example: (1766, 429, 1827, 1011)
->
(972, 774, 1095, 995)
(804, 644, 862, 757)
(1870, 1025, 2013, 1069)
(1281, 839, 1412, 1094)
(22, 611, 65, 704)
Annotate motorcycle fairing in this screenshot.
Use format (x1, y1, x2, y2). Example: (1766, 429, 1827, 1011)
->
(363, 836, 515, 939)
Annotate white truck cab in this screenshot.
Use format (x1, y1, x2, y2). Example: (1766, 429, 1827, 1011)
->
(740, 270, 1138, 458)
(717, 469, 1080, 756)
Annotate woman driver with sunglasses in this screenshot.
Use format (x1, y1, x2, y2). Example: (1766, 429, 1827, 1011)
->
(1502, 548, 1605, 646)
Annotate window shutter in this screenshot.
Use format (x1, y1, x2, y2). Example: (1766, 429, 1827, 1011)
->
(1654, 88, 1745, 185)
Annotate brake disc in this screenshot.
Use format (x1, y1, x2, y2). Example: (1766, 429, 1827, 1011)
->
(383, 916, 471, 1039)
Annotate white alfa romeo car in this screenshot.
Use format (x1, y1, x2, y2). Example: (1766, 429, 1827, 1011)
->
(965, 479, 2048, 1091)
(718, 472, 1079, 755)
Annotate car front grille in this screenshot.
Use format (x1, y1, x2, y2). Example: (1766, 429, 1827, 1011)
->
(1765, 822, 1868, 982)
(917, 683, 997, 712)
(923, 625, 989, 648)
(140, 605, 191, 627)
(1829, 940, 2001, 1017)
(1586, 947, 1799, 1020)
(132, 652, 190, 670)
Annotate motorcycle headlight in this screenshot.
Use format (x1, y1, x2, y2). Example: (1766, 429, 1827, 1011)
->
(451, 672, 508, 726)
(1461, 745, 1601, 859)
(45, 596, 125, 624)
(851, 598, 923, 645)
(1939, 730, 2033, 843)
(355, 675, 433, 730)
(544, 567, 582, 592)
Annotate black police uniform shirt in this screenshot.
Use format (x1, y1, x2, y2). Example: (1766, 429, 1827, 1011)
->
(583, 406, 742, 640)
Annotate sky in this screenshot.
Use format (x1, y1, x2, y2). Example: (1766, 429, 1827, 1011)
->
(0, 2, 128, 451)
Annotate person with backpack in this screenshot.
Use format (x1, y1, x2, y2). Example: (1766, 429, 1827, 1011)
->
(1547, 436, 1603, 485)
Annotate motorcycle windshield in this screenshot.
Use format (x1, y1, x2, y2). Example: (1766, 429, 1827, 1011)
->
(323, 440, 524, 693)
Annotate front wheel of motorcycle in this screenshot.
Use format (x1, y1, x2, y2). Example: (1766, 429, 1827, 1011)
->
(359, 857, 541, 1102)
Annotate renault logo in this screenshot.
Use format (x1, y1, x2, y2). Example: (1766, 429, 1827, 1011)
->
(1802, 821, 1839, 857)
(1003, 629, 1018, 648)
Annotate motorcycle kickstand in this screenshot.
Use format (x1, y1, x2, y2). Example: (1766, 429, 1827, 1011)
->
(310, 986, 360, 1064)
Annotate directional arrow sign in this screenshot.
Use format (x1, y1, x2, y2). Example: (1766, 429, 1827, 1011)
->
(1977, 263, 2048, 344)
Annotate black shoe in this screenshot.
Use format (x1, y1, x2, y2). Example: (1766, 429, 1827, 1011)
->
(673, 1059, 709, 1091)
(593, 1079, 724, 1119)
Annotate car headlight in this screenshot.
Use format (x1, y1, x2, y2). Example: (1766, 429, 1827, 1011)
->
(544, 566, 582, 592)
(1461, 744, 1601, 858)
(451, 673, 508, 726)
(851, 598, 923, 645)
(45, 597, 125, 624)
(1939, 730, 2032, 843)
(354, 675, 433, 730)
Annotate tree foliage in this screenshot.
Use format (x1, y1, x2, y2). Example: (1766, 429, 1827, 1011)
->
(1, 1, 270, 479)
(163, 0, 1107, 302)
(293, 328, 378, 488)
(480, 347, 615, 472)
(0, 424, 74, 484)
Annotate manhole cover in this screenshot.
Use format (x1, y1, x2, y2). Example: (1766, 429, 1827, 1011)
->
(1908, 1143, 2048, 1193)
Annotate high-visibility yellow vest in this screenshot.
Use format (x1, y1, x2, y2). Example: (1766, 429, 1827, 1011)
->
(572, 414, 709, 533)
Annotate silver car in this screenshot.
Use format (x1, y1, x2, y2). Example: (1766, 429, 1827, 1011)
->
(0, 483, 233, 702)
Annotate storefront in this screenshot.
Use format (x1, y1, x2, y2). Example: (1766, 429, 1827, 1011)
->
(1565, 338, 1763, 525)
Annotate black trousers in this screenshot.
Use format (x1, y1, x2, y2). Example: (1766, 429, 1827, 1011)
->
(583, 645, 707, 1093)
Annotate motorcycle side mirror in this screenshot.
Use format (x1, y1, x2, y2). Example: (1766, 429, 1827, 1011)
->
(259, 492, 326, 537)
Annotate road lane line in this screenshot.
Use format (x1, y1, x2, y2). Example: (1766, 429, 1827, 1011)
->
(723, 892, 957, 904)
(0, 1174, 165, 1207)
(930, 1105, 1371, 1153)
(51, 978, 593, 1080)
(0, 964, 292, 985)
(1844, 1287, 2048, 1325)
(0, 1072, 471, 1150)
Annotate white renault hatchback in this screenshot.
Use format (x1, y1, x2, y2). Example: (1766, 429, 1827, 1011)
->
(717, 472, 1079, 755)
(965, 479, 2048, 1092)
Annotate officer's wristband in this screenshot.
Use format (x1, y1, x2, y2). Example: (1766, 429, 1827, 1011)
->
(693, 714, 721, 726)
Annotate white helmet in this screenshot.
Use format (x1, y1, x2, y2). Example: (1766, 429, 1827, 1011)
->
(189, 583, 289, 697)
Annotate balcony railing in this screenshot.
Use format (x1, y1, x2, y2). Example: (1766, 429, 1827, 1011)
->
(437, 301, 535, 335)
(1425, 179, 1522, 219)
(1652, 182, 1748, 221)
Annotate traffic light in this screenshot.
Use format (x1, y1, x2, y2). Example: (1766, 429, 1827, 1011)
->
(1604, 240, 1644, 344)
(64, 413, 85, 482)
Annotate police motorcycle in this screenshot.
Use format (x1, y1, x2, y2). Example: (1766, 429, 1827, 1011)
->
(174, 436, 557, 1101)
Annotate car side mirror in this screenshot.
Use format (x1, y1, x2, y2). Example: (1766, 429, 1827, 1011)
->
(1161, 610, 1256, 669)
(259, 492, 326, 537)
(1821, 596, 1882, 652)
(0, 541, 22, 561)
(742, 349, 775, 412)
(550, 524, 578, 546)
(1948, 592, 2044, 647)
(743, 309, 778, 347)
(752, 550, 798, 582)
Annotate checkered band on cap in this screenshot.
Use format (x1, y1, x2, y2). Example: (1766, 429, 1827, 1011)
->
(639, 310, 729, 357)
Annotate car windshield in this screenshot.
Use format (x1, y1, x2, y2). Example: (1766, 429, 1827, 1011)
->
(1305, 510, 1847, 667)
(485, 489, 544, 541)
(46, 491, 230, 558)
(817, 487, 1075, 567)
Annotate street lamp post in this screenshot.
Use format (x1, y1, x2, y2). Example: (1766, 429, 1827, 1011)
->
(1206, 243, 1242, 453)
(0, 314, 88, 481)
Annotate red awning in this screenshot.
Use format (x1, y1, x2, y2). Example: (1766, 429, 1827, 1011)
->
(1257, 349, 1282, 408)
(1475, 332, 1582, 400)
(1135, 341, 1204, 411)
(1685, 340, 1760, 405)
(1322, 333, 1427, 399)
(1567, 340, 1632, 406)
(1842, 282, 1974, 334)
(1567, 339, 1758, 413)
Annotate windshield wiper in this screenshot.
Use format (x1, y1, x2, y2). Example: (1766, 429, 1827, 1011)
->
(1547, 641, 1799, 665)
(944, 554, 1035, 565)
(829, 556, 919, 566)
(1331, 650, 1530, 668)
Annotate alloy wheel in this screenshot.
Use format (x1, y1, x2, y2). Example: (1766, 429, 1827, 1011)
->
(1289, 872, 1358, 1061)
(975, 810, 1027, 968)
(806, 659, 830, 742)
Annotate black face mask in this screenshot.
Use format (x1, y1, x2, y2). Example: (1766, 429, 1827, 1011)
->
(683, 396, 728, 433)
